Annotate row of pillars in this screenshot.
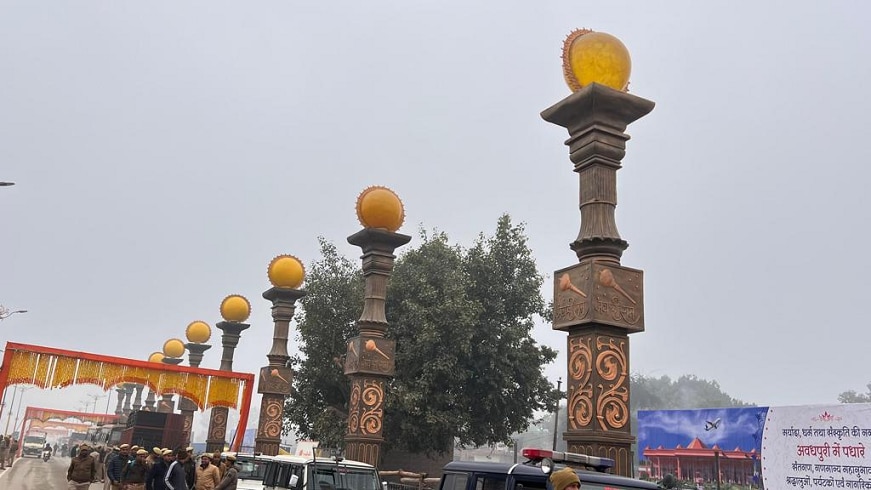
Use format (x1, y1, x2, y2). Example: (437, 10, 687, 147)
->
(109, 81, 653, 473)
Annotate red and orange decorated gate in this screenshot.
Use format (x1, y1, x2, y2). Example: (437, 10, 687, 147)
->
(0, 342, 255, 451)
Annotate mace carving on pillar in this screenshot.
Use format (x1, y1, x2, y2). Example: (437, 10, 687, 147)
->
(343, 187, 410, 467)
(542, 29, 654, 478)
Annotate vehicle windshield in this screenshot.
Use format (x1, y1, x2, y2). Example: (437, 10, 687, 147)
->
(237, 456, 269, 481)
(24, 436, 45, 444)
(308, 463, 380, 490)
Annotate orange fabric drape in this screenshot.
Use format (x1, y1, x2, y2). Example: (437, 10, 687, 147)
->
(53, 357, 78, 388)
(6, 351, 39, 385)
(75, 359, 103, 386)
(206, 377, 240, 409)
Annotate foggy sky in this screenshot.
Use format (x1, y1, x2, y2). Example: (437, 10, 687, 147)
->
(2, 1, 871, 437)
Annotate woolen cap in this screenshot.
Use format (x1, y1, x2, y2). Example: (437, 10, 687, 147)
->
(119, 444, 130, 450)
(549, 468, 581, 490)
(136, 449, 148, 455)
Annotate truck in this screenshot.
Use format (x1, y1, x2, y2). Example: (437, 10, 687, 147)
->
(22, 432, 47, 458)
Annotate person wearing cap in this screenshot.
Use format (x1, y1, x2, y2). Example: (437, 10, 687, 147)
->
(549, 467, 581, 490)
(103, 446, 119, 490)
(178, 447, 197, 490)
(67, 445, 97, 490)
(148, 449, 174, 490)
(165, 448, 190, 490)
(147, 447, 162, 468)
(122, 449, 150, 490)
(196, 453, 221, 490)
(214, 454, 238, 490)
(107, 444, 131, 489)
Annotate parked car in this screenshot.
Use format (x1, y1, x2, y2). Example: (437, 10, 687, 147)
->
(261, 454, 382, 490)
(438, 448, 660, 490)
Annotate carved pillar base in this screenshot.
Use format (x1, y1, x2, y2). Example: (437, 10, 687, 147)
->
(345, 435, 382, 466)
(565, 432, 634, 477)
(254, 393, 286, 455)
(343, 375, 388, 467)
(206, 407, 229, 453)
(179, 397, 197, 447)
(565, 327, 632, 477)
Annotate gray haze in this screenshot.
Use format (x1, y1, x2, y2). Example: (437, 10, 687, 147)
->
(2, 1, 871, 435)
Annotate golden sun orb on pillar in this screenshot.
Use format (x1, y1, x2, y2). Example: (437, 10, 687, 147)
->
(267, 255, 305, 289)
(163, 338, 186, 358)
(356, 186, 405, 232)
(220, 294, 251, 322)
(148, 352, 165, 363)
(186, 320, 212, 343)
(562, 29, 632, 92)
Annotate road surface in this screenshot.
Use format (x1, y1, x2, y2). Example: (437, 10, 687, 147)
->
(0, 454, 103, 490)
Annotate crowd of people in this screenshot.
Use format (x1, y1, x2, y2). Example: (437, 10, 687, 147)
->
(0, 434, 21, 469)
(66, 442, 239, 490)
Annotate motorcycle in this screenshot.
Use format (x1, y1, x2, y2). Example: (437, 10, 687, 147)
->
(42, 449, 51, 462)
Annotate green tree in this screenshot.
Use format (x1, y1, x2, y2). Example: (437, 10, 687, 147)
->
(285, 238, 363, 446)
(285, 215, 558, 455)
(838, 383, 871, 403)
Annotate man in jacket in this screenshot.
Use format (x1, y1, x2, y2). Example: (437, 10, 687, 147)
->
(179, 448, 197, 490)
(107, 444, 131, 489)
(195, 454, 221, 490)
(147, 449, 173, 490)
(122, 449, 150, 490)
(67, 445, 97, 490)
(215, 455, 238, 490)
(165, 448, 189, 490)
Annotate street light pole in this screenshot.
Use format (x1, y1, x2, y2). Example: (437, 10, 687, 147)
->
(4, 387, 21, 434)
(553, 377, 562, 450)
(0, 307, 28, 321)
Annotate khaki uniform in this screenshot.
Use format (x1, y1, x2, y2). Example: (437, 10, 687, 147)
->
(196, 463, 222, 490)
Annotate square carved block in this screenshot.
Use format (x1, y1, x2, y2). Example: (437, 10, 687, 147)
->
(258, 366, 293, 395)
(553, 261, 644, 332)
(344, 336, 396, 376)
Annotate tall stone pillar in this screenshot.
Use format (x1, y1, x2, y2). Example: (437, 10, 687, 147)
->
(344, 224, 410, 466)
(255, 264, 305, 455)
(132, 385, 144, 411)
(543, 79, 654, 476)
(114, 386, 126, 416)
(206, 296, 251, 453)
(181, 338, 212, 447)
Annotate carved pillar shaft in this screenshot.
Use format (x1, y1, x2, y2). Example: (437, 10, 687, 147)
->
(256, 288, 304, 455)
(343, 228, 409, 466)
(181, 343, 212, 447)
(565, 328, 633, 475)
(543, 83, 653, 478)
(114, 387, 125, 416)
(206, 321, 249, 453)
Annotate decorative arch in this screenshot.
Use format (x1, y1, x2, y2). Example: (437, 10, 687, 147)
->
(0, 342, 255, 451)
(15, 406, 121, 458)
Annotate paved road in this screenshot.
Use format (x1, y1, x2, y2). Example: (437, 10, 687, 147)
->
(0, 455, 104, 490)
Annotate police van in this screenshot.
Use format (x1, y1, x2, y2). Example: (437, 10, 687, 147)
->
(261, 454, 382, 490)
(438, 448, 660, 490)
